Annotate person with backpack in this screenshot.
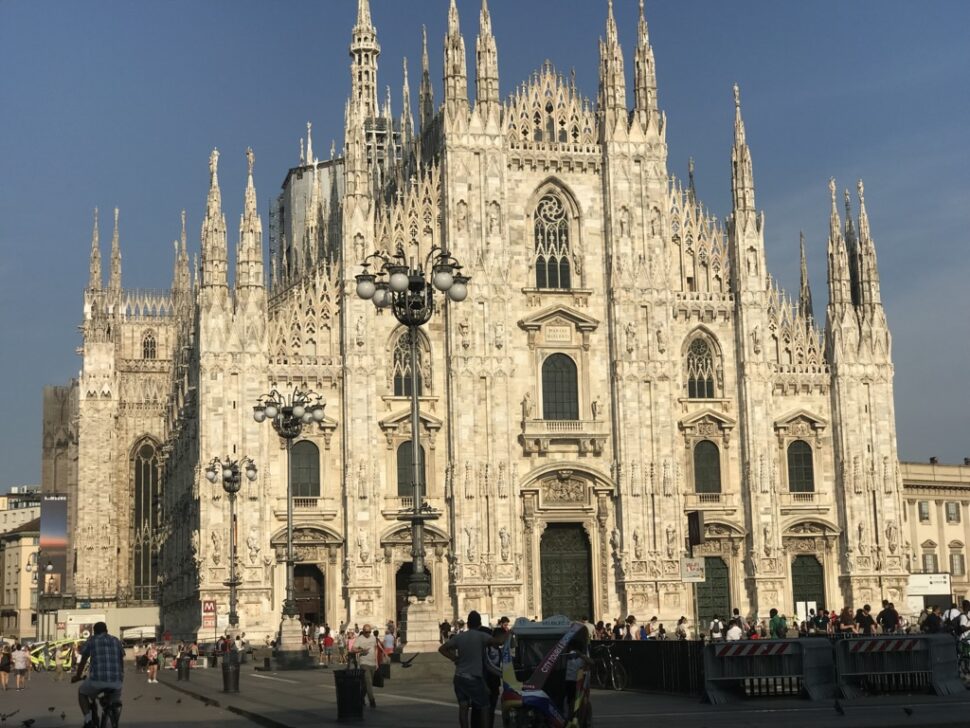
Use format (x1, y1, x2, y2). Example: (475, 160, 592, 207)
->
(709, 615, 725, 641)
(768, 608, 788, 639)
(943, 602, 962, 634)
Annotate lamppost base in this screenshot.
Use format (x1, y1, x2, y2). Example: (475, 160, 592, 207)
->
(401, 597, 441, 653)
(273, 614, 314, 670)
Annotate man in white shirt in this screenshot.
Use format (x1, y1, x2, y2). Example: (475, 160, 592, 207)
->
(354, 624, 382, 708)
(709, 616, 725, 641)
(958, 600, 970, 641)
(726, 620, 744, 641)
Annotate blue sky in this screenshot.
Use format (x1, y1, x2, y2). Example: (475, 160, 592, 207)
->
(1, 0, 968, 489)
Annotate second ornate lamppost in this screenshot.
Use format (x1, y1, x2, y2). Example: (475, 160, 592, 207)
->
(252, 388, 325, 664)
(356, 244, 469, 625)
(205, 456, 257, 633)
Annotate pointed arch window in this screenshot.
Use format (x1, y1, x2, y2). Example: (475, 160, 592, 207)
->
(534, 192, 571, 290)
(787, 440, 815, 493)
(686, 338, 716, 398)
(693, 440, 722, 494)
(391, 331, 429, 397)
(541, 353, 579, 420)
(396, 442, 426, 498)
(132, 441, 160, 602)
(142, 332, 157, 360)
(291, 441, 320, 498)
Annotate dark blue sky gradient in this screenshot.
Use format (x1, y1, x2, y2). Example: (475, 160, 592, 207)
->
(1, 1, 968, 489)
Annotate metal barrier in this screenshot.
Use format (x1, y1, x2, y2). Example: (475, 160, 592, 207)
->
(596, 639, 705, 695)
(835, 634, 965, 698)
(703, 639, 836, 704)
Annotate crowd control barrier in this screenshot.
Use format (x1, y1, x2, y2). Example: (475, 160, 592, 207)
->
(601, 639, 705, 695)
(835, 634, 965, 698)
(703, 639, 836, 704)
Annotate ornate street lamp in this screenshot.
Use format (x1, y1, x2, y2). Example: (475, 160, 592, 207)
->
(205, 456, 258, 633)
(252, 388, 325, 662)
(356, 245, 469, 614)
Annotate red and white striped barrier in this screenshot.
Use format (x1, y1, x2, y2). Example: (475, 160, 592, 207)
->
(847, 638, 918, 654)
(715, 642, 793, 658)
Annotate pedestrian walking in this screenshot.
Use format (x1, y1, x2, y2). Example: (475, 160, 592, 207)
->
(146, 642, 159, 683)
(322, 627, 334, 667)
(439, 610, 509, 728)
(353, 624, 381, 708)
(12, 643, 30, 690)
(0, 644, 10, 690)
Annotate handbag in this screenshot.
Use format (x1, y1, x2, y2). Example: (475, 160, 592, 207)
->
(372, 666, 385, 688)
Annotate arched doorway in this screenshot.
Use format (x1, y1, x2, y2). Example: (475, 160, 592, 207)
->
(791, 554, 825, 618)
(696, 557, 730, 635)
(540, 524, 593, 620)
(294, 564, 324, 626)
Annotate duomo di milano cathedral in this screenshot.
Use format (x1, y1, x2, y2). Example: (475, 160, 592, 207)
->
(51, 0, 910, 639)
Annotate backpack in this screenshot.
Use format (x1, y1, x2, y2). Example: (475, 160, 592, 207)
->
(776, 618, 788, 638)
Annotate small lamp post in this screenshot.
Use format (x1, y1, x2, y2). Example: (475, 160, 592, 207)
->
(205, 456, 258, 634)
(252, 388, 325, 665)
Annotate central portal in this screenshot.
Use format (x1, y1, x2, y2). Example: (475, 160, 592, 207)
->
(293, 564, 324, 626)
(540, 523, 593, 620)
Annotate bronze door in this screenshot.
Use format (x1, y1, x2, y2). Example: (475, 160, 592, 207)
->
(696, 557, 730, 634)
(791, 555, 825, 611)
(540, 524, 593, 620)
(293, 564, 324, 626)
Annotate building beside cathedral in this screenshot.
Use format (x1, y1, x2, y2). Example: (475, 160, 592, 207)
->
(52, 0, 917, 640)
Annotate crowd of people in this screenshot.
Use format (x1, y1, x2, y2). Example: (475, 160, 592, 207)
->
(290, 621, 401, 672)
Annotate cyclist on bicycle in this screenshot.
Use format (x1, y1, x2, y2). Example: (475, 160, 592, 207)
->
(72, 622, 125, 728)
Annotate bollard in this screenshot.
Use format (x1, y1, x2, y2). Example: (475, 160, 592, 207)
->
(222, 655, 240, 693)
(263, 656, 272, 671)
(177, 657, 191, 682)
(335, 669, 366, 722)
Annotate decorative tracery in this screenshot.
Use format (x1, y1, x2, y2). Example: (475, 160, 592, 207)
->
(391, 330, 431, 397)
(142, 331, 157, 360)
(686, 338, 716, 398)
(534, 193, 571, 289)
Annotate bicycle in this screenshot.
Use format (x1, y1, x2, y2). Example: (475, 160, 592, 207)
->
(590, 642, 627, 691)
(89, 687, 122, 728)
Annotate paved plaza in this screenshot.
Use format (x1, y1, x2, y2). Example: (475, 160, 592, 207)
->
(1, 657, 970, 728)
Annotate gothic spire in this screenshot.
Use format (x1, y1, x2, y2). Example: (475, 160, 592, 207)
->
(419, 25, 435, 130)
(634, 0, 659, 120)
(598, 0, 627, 126)
(843, 188, 861, 305)
(401, 57, 414, 146)
(443, 0, 469, 116)
(826, 178, 851, 308)
(201, 148, 228, 288)
(108, 207, 122, 292)
(730, 83, 756, 214)
(856, 179, 882, 308)
(687, 157, 696, 201)
(88, 207, 102, 290)
(172, 210, 190, 296)
(475, 0, 500, 113)
(236, 147, 264, 290)
(798, 231, 814, 321)
(349, 0, 380, 118)
(306, 121, 314, 166)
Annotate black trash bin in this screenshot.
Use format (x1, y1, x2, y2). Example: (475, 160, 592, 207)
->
(177, 657, 191, 682)
(334, 669, 365, 722)
(222, 656, 240, 693)
(208, 652, 218, 668)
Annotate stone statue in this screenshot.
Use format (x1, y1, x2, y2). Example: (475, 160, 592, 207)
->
(610, 528, 621, 554)
(357, 459, 368, 500)
(210, 531, 222, 566)
(633, 528, 644, 560)
(355, 315, 365, 347)
(458, 320, 471, 350)
(354, 233, 365, 263)
(456, 200, 467, 232)
(357, 528, 371, 563)
(591, 397, 602, 420)
(751, 325, 762, 354)
(665, 524, 676, 559)
(521, 392, 534, 421)
(763, 524, 773, 557)
(494, 321, 505, 350)
(655, 326, 667, 354)
(342, 558, 352, 585)
(464, 524, 478, 562)
(886, 520, 899, 554)
(190, 530, 199, 555)
(858, 521, 869, 556)
(499, 527, 511, 562)
(246, 526, 260, 565)
(487, 202, 500, 236)
(624, 322, 637, 354)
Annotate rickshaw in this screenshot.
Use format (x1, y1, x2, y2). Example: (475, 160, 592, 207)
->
(501, 616, 593, 728)
(30, 638, 79, 671)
